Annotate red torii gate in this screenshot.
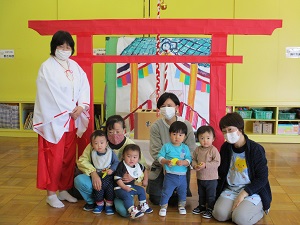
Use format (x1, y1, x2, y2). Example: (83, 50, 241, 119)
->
(28, 18, 282, 154)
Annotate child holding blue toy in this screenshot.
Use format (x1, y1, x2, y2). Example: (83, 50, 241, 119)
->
(157, 121, 192, 217)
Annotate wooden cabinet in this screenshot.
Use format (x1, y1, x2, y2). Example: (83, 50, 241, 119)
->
(227, 105, 300, 143)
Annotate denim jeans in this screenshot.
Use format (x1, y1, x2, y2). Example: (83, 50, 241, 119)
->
(160, 173, 187, 206)
(114, 184, 146, 210)
(74, 173, 132, 217)
(197, 179, 217, 209)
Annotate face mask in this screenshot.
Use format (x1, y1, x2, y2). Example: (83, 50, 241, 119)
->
(160, 107, 176, 120)
(55, 49, 71, 61)
(107, 133, 124, 145)
(224, 130, 240, 144)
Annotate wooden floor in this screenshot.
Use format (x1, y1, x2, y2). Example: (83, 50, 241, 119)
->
(0, 137, 300, 225)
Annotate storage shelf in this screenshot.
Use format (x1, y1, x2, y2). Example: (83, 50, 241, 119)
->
(0, 102, 34, 136)
(227, 104, 300, 143)
(244, 119, 276, 122)
(0, 101, 105, 137)
(0, 129, 37, 137)
(278, 119, 300, 122)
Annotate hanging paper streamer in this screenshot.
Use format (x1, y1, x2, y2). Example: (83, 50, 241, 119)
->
(138, 69, 144, 78)
(196, 80, 201, 90)
(179, 72, 185, 83)
(117, 79, 123, 88)
(206, 84, 210, 93)
(117, 64, 154, 87)
(122, 75, 129, 86)
(185, 105, 191, 121)
(143, 66, 149, 77)
(201, 82, 206, 92)
(201, 118, 207, 126)
(148, 63, 154, 74)
(178, 102, 184, 116)
(175, 68, 181, 79)
(184, 75, 190, 85)
(192, 111, 199, 129)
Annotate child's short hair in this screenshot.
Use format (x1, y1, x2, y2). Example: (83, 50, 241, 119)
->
(196, 125, 215, 138)
(219, 112, 244, 133)
(123, 144, 141, 159)
(169, 121, 188, 135)
(90, 130, 107, 145)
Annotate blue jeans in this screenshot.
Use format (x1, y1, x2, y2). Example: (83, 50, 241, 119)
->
(74, 174, 132, 217)
(114, 184, 146, 211)
(160, 173, 187, 206)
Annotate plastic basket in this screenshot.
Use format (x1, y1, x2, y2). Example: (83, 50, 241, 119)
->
(253, 110, 273, 120)
(237, 111, 252, 119)
(279, 112, 296, 120)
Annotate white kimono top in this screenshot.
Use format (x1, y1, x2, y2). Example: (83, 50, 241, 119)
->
(33, 56, 90, 144)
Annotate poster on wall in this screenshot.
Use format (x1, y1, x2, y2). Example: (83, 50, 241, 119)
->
(115, 37, 211, 128)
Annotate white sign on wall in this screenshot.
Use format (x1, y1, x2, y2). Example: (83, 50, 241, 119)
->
(286, 47, 300, 58)
(0, 49, 14, 58)
(93, 48, 106, 55)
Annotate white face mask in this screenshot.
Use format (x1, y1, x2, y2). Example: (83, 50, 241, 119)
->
(160, 107, 176, 120)
(55, 49, 71, 61)
(224, 130, 240, 144)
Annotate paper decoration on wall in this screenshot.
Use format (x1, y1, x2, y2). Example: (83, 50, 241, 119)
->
(115, 37, 211, 128)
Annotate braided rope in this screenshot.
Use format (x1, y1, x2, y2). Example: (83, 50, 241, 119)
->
(163, 50, 169, 91)
(155, 0, 161, 103)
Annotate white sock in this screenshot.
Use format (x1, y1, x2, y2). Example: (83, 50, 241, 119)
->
(58, 190, 78, 203)
(46, 195, 65, 208)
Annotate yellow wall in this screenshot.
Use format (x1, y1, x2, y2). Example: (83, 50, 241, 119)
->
(0, 0, 300, 105)
(0, 0, 144, 103)
(231, 0, 300, 105)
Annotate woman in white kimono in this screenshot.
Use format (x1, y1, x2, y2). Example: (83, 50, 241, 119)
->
(33, 30, 90, 208)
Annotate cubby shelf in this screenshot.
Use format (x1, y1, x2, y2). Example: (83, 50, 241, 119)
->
(0, 101, 36, 137)
(0, 101, 105, 137)
(227, 104, 300, 143)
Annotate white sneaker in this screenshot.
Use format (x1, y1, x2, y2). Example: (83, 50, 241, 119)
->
(178, 206, 186, 215)
(130, 207, 144, 219)
(159, 208, 167, 217)
(140, 202, 153, 213)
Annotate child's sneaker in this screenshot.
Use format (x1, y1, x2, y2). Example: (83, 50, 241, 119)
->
(130, 207, 144, 219)
(93, 205, 104, 214)
(192, 205, 206, 215)
(159, 208, 167, 217)
(105, 205, 114, 215)
(83, 203, 96, 211)
(140, 202, 153, 213)
(178, 206, 186, 215)
(202, 208, 213, 219)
